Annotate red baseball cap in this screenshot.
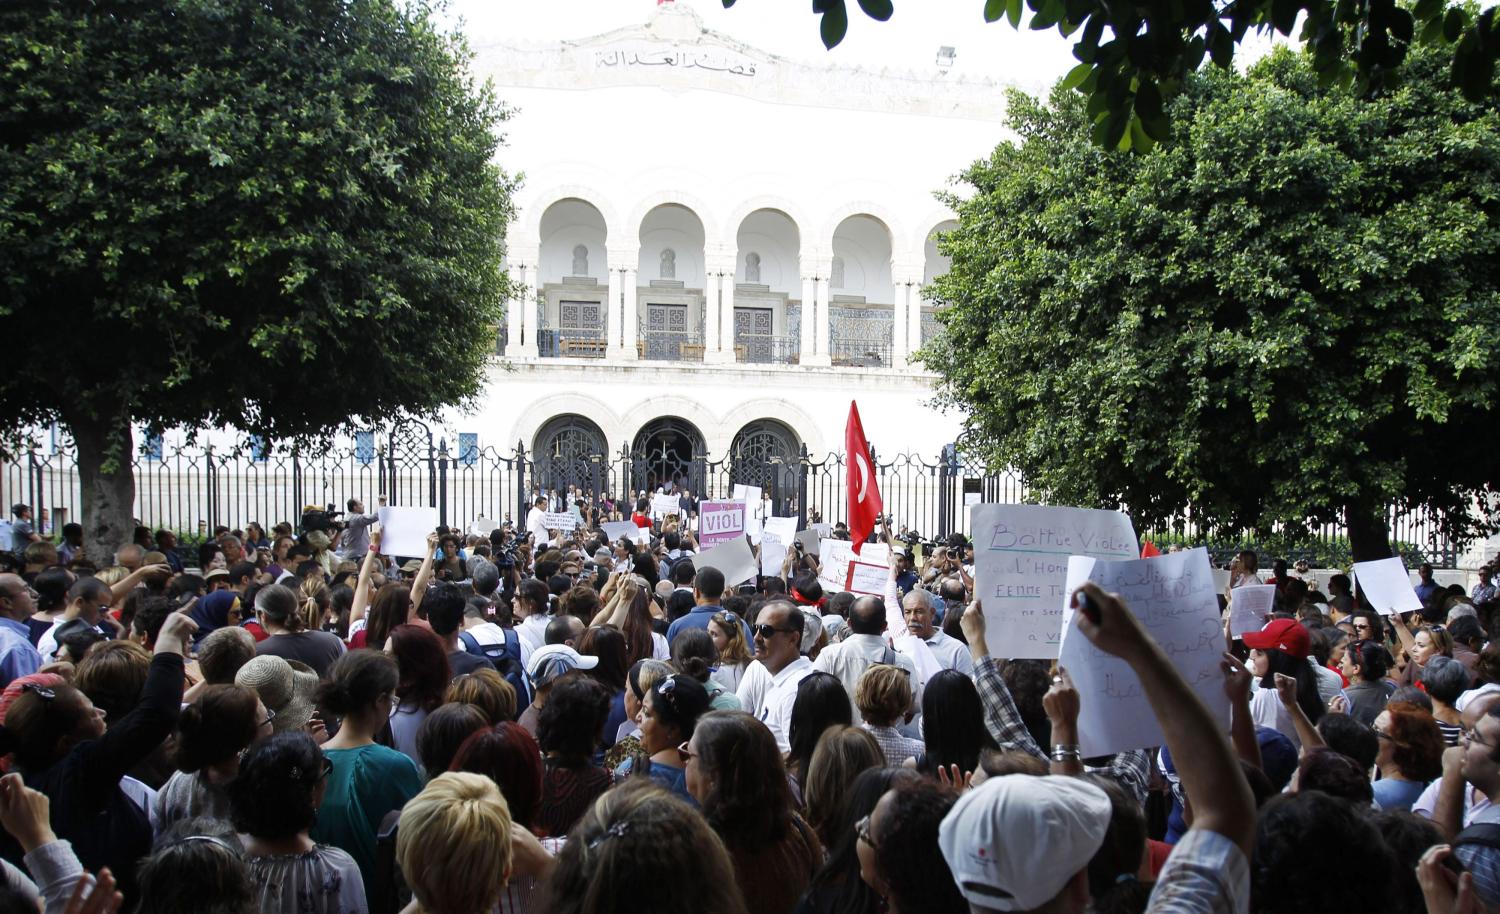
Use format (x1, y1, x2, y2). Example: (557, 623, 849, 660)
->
(1241, 618, 1310, 660)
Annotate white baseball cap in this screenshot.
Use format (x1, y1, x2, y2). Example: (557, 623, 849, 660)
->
(938, 775, 1111, 911)
(525, 643, 599, 685)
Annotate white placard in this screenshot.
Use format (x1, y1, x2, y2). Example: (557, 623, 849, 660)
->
(601, 520, 650, 546)
(1230, 584, 1277, 637)
(818, 540, 889, 595)
(651, 493, 681, 518)
(971, 504, 1139, 659)
(699, 501, 748, 547)
(845, 561, 889, 597)
(963, 492, 983, 507)
(541, 512, 577, 533)
(468, 517, 500, 538)
(794, 528, 821, 556)
(1353, 557, 1423, 615)
(693, 535, 759, 586)
(759, 516, 797, 575)
(811, 523, 833, 538)
(1211, 569, 1232, 593)
(731, 484, 764, 521)
(376, 506, 439, 558)
(1057, 547, 1230, 756)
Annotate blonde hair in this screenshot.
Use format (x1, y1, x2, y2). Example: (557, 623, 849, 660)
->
(709, 614, 753, 666)
(855, 664, 913, 727)
(94, 566, 129, 588)
(298, 577, 329, 632)
(396, 772, 513, 914)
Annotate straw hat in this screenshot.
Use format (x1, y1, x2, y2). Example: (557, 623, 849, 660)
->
(235, 655, 317, 732)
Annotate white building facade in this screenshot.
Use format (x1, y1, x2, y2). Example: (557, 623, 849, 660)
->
(454, 1, 1011, 475)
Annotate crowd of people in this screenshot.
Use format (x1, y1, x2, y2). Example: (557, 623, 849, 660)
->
(0, 497, 1496, 914)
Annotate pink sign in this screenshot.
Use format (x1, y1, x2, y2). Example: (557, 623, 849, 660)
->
(698, 500, 747, 547)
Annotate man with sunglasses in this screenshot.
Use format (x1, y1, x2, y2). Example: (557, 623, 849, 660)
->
(0, 573, 41, 686)
(738, 600, 813, 752)
(1437, 698, 1500, 908)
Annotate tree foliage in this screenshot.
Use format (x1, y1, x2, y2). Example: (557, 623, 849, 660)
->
(921, 44, 1500, 558)
(735, 0, 1500, 151)
(0, 0, 514, 553)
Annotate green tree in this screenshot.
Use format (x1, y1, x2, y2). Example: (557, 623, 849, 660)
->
(742, 0, 1499, 150)
(922, 44, 1500, 561)
(0, 0, 514, 559)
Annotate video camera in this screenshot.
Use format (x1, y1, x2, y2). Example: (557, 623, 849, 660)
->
(300, 504, 346, 534)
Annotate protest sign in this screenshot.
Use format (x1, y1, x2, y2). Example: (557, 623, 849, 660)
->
(731, 484, 764, 520)
(601, 520, 650, 546)
(1057, 547, 1230, 756)
(541, 512, 577, 533)
(970, 504, 1139, 659)
(1211, 569, 1232, 593)
(650, 493, 681, 519)
(845, 562, 888, 597)
(468, 517, 500, 538)
(376, 506, 438, 558)
(794, 528, 821, 556)
(1230, 584, 1277, 637)
(811, 523, 833, 538)
(693, 536, 758, 587)
(1353, 557, 1423, 616)
(818, 540, 889, 595)
(759, 516, 798, 576)
(699, 501, 747, 548)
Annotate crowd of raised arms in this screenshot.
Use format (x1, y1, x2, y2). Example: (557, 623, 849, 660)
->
(2, 494, 1500, 914)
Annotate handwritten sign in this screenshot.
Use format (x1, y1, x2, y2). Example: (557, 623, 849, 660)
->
(1057, 547, 1231, 756)
(541, 512, 577, 533)
(699, 501, 747, 548)
(1353, 557, 1423, 616)
(971, 505, 1140, 659)
(694, 536, 758, 587)
(651, 493, 681, 519)
(846, 562, 889, 597)
(601, 520, 650, 546)
(819, 540, 889, 595)
(760, 517, 798, 577)
(1230, 584, 1277, 637)
(376, 506, 438, 559)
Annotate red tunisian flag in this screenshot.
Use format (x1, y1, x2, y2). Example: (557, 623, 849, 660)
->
(845, 401, 883, 555)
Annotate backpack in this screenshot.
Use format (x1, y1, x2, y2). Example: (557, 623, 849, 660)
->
(460, 626, 532, 718)
(1454, 823, 1500, 855)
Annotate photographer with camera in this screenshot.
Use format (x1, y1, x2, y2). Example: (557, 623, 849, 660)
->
(338, 495, 385, 561)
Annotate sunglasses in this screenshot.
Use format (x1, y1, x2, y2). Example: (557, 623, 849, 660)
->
(717, 611, 740, 626)
(753, 623, 798, 639)
(676, 740, 697, 765)
(856, 814, 878, 850)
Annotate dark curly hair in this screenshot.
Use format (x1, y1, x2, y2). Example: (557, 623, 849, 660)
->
(537, 674, 611, 762)
(228, 731, 325, 838)
(137, 818, 257, 914)
(871, 779, 967, 914)
(174, 684, 260, 773)
(316, 649, 398, 717)
(1295, 749, 1374, 804)
(1253, 792, 1394, 914)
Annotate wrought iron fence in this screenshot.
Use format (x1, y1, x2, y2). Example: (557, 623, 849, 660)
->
(0, 423, 1461, 565)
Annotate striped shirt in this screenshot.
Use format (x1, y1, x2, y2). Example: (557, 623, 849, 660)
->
(862, 724, 925, 768)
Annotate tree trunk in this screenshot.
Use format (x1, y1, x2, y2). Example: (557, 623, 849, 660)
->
(1346, 503, 1394, 564)
(67, 407, 136, 567)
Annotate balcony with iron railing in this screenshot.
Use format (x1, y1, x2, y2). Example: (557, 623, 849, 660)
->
(538, 327, 608, 359)
(830, 338, 893, 368)
(739, 335, 801, 365)
(640, 330, 706, 362)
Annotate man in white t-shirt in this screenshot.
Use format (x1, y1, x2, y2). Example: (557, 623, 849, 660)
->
(525, 496, 550, 548)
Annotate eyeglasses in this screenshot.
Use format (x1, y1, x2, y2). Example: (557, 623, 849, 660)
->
(258, 708, 277, 728)
(676, 740, 697, 765)
(1352, 623, 1373, 631)
(1374, 729, 1394, 742)
(658, 676, 681, 709)
(753, 623, 798, 639)
(1465, 727, 1496, 749)
(856, 814, 879, 850)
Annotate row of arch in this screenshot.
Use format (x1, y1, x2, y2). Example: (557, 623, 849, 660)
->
(533, 413, 802, 501)
(517, 194, 957, 302)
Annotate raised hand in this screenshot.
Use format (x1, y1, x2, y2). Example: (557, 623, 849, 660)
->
(1070, 582, 1150, 662)
(0, 773, 54, 852)
(63, 867, 121, 914)
(935, 763, 974, 793)
(1221, 652, 1253, 705)
(1272, 672, 1299, 708)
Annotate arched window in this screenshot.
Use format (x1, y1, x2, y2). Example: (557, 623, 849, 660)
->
(631, 417, 706, 494)
(729, 419, 801, 511)
(533, 414, 607, 496)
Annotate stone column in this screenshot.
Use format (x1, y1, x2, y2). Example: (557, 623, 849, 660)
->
(891, 279, 909, 369)
(605, 266, 625, 359)
(806, 275, 832, 367)
(719, 271, 737, 360)
(702, 266, 722, 362)
(504, 265, 524, 359)
(519, 263, 540, 358)
(621, 267, 639, 361)
(907, 282, 925, 360)
(799, 275, 817, 364)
